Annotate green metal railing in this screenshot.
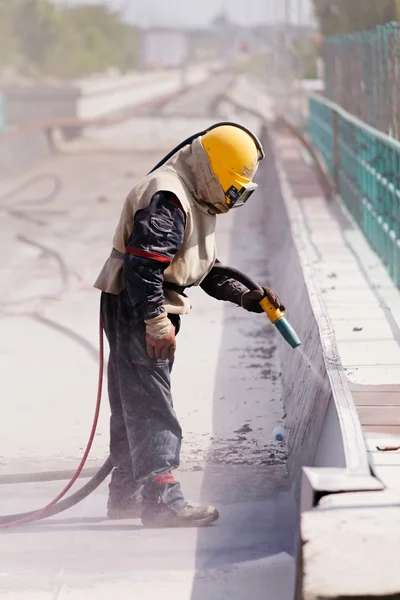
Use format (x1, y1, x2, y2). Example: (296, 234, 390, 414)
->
(309, 94, 400, 287)
(324, 22, 400, 138)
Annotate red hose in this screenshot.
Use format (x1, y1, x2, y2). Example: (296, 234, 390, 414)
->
(0, 312, 104, 530)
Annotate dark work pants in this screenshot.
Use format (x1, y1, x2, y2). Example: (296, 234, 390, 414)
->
(101, 290, 185, 512)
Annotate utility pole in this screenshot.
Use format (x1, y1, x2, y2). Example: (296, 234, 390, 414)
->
(268, 0, 276, 82)
(297, 0, 305, 124)
(284, 0, 291, 113)
(119, 0, 132, 74)
(297, 0, 303, 27)
(285, 0, 290, 26)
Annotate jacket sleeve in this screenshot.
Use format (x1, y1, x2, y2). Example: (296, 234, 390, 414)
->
(123, 191, 186, 320)
(200, 258, 248, 306)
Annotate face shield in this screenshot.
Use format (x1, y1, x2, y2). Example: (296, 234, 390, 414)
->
(225, 181, 258, 209)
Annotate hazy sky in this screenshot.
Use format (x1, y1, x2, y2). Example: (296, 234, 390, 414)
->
(58, 0, 314, 28)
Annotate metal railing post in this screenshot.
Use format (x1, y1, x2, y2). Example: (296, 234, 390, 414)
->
(308, 92, 400, 290)
(333, 109, 340, 193)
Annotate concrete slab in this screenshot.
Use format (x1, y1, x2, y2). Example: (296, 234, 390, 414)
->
(369, 451, 400, 466)
(352, 389, 400, 405)
(344, 365, 400, 385)
(301, 491, 400, 598)
(0, 104, 296, 597)
(358, 405, 400, 425)
(337, 339, 400, 367)
(0, 469, 296, 600)
(331, 318, 394, 342)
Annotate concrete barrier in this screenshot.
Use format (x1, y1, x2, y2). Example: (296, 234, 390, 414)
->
(0, 65, 215, 164)
(0, 129, 51, 174)
(0, 84, 80, 127)
(1, 71, 194, 126)
(263, 123, 385, 487)
(213, 89, 373, 492)
(0, 69, 220, 175)
(75, 65, 213, 120)
(261, 126, 348, 482)
(76, 71, 183, 121)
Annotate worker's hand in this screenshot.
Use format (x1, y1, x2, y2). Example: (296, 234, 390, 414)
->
(146, 324, 176, 361)
(241, 287, 286, 314)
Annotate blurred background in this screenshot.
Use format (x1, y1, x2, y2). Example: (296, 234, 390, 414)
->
(1, 0, 399, 133)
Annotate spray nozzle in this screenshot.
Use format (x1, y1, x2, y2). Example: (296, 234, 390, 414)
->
(211, 265, 301, 350)
(259, 297, 301, 349)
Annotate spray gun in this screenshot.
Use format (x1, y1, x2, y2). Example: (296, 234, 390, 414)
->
(212, 265, 301, 349)
(258, 295, 301, 349)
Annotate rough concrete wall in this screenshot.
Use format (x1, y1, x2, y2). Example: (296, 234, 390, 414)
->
(260, 126, 334, 482)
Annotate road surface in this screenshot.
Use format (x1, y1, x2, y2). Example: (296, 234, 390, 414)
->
(0, 79, 296, 599)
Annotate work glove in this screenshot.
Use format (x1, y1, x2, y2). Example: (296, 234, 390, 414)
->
(146, 324, 176, 361)
(241, 287, 286, 314)
(145, 314, 176, 360)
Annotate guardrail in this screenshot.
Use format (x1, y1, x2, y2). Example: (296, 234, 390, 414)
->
(309, 93, 400, 288)
(323, 22, 400, 138)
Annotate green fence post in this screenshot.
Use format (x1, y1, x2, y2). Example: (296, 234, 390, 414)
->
(333, 110, 339, 193)
(308, 92, 400, 290)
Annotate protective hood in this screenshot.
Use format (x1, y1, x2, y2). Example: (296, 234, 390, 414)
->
(164, 137, 229, 215)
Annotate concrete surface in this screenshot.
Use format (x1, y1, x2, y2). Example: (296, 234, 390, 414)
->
(0, 84, 296, 598)
(301, 490, 400, 599)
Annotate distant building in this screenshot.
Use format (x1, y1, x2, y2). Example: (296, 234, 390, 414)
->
(139, 29, 189, 69)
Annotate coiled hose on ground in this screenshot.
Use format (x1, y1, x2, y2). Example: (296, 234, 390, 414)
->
(0, 175, 113, 528)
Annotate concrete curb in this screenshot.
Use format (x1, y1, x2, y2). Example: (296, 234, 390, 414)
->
(267, 127, 373, 479)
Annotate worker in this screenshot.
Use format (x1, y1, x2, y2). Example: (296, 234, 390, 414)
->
(94, 123, 285, 528)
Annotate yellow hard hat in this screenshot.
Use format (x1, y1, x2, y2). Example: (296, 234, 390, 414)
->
(200, 124, 264, 210)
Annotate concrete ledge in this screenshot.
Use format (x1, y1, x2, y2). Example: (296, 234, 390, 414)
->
(299, 490, 400, 599)
(300, 467, 383, 513)
(262, 126, 370, 485)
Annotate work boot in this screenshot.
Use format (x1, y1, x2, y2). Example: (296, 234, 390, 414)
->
(141, 503, 219, 528)
(141, 472, 219, 527)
